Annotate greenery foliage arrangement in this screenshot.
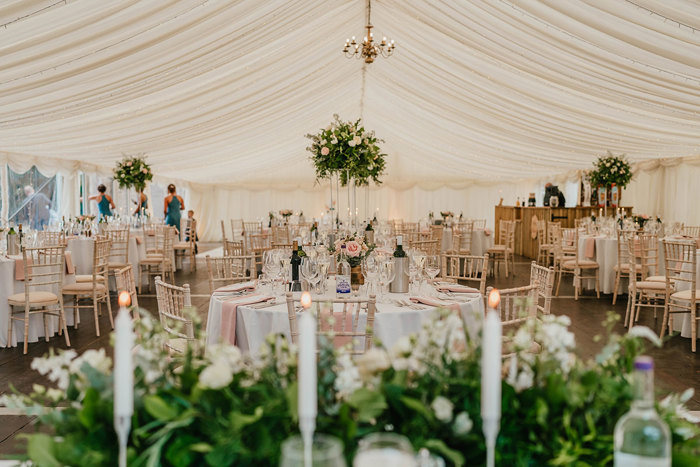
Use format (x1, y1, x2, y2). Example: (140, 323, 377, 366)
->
(589, 151, 633, 188)
(306, 114, 387, 187)
(114, 156, 154, 192)
(2, 311, 698, 467)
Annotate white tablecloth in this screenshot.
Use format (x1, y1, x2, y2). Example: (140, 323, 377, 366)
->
(67, 236, 146, 289)
(673, 251, 700, 339)
(442, 228, 494, 256)
(206, 287, 484, 354)
(0, 257, 77, 348)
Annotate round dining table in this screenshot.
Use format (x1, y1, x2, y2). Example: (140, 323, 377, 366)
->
(206, 281, 484, 355)
(441, 228, 494, 255)
(66, 236, 147, 289)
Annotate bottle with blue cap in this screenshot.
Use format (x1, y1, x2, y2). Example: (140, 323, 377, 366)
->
(613, 356, 671, 466)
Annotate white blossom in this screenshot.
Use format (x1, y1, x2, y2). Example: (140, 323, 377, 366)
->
(628, 326, 662, 347)
(431, 396, 454, 422)
(453, 412, 473, 435)
(356, 348, 390, 382)
(199, 358, 233, 389)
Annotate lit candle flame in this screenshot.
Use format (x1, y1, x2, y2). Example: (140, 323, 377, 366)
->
(300, 291, 312, 309)
(118, 291, 131, 308)
(487, 289, 500, 309)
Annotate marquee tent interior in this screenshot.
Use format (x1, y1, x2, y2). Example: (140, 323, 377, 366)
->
(1, 0, 700, 239)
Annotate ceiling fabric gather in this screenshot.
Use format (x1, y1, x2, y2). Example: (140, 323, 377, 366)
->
(0, 0, 698, 187)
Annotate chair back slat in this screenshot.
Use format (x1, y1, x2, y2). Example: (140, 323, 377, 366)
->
(36, 231, 66, 247)
(530, 262, 554, 315)
(205, 255, 255, 294)
(115, 264, 139, 310)
(155, 276, 193, 347)
(285, 293, 376, 355)
(441, 253, 488, 294)
(488, 284, 538, 330)
(106, 227, 130, 264)
(22, 246, 65, 292)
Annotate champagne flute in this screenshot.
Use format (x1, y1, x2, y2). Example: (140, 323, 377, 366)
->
(424, 255, 441, 295)
(301, 257, 320, 292)
(379, 260, 395, 302)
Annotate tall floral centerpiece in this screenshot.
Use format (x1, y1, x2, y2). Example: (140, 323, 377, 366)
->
(114, 155, 153, 192)
(306, 115, 387, 230)
(588, 152, 632, 212)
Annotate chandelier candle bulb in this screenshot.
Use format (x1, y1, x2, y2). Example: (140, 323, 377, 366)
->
(482, 289, 502, 467)
(298, 309, 318, 467)
(114, 291, 134, 467)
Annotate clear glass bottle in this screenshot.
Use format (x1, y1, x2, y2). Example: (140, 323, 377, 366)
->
(614, 356, 671, 466)
(336, 245, 351, 295)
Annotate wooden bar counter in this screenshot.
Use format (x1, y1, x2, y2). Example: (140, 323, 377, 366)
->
(494, 205, 632, 260)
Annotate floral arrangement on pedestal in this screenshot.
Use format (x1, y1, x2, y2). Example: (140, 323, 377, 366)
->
(331, 233, 374, 268)
(113, 156, 153, 191)
(589, 152, 632, 189)
(306, 114, 387, 186)
(2, 311, 699, 467)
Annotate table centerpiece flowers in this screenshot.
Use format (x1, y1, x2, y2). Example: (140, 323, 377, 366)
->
(2, 311, 698, 466)
(113, 155, 153, 192)
(589, 151, 632, 207)
(330, 233, 374, 286)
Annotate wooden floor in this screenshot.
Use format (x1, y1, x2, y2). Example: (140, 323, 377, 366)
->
(1, 244, 699, 456)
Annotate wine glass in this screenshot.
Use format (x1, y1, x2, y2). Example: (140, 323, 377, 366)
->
(353, 433, 415, 467)
(362, 255, 379, 296)
(424, 255, 441, 294)
(378, 260, 395, 302)
(280, 434, 346, 467)
(301, 257, 320, 292)
(316, 253, 331, 294)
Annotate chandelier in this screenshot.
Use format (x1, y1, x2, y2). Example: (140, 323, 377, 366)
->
(342, 0, 395, 63)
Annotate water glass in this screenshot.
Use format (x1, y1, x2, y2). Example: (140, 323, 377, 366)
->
(353, 433, 416, 467)
(280, 434, 346, 467)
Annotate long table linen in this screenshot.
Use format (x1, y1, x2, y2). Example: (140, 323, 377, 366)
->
(206, 285, 484, 355)
(441, 228, 493, 255)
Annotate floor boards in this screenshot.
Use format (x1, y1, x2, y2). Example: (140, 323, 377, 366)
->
(1, 245, 698, 456)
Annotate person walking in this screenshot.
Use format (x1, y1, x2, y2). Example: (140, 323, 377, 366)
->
(164, 184, 184, 231)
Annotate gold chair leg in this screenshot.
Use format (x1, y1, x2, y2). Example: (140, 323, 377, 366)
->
(93, 295, 101, 337)
(612, 272, 620, 305)
(106, 293, 114, 329)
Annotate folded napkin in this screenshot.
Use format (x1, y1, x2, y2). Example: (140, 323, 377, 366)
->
(410, 296, 460, 312)
(134, 236, 143, 245)
(214, 281, 257, 293)
(64, 251, 75, 275)
(14, 253, 74, 280)
(436, 284, 480, 294)
(319, 306, 355, 349)
(220, 294, 273, 346)
(483, 228, 492, 236)
(584, 237, 596, 259)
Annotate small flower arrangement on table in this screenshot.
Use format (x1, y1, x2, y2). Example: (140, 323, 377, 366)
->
(75, 215, 95, 224)
(279, 209, 293, 219)
(114, 155, 153, 191)
(440, 211, 454, 219)
(332, 233, 374, 267)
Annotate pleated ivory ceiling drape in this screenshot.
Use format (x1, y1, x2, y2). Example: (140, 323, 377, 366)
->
(1, 1, 699, 239)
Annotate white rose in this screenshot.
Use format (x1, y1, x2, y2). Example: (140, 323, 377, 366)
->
(356, 348, 390, 381)
(70, 349, 111, 374)
(199, 358, 233, 389)
(348, 140, 356, 147)
(431, 396, 454, 422)
(353, 135, 362, 145)
(390, 336, 411, 359)
(453, 411, 473, 436)
(515, 368, 534, 391)
(46, 388, 64, 402)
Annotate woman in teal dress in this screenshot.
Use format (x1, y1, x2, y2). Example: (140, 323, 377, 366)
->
(133, 191, 148, 216)
(89, 184, 115, 219)
(164, 184, 185, 231)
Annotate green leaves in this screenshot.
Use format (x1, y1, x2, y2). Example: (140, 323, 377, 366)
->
(143, 394, 179, 421)
(347, 388, 387, 422)
(24, 433, 61, 467)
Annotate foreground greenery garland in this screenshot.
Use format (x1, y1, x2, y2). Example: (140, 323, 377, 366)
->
(2, 311, 698, 467)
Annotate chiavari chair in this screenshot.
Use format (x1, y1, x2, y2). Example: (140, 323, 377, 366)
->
(530, 262, 555, 315)
(440, 253, 488, 294)
(155, 277, 195, 354)
(661, 239, 699, 351)
(205, 255, 255, 294)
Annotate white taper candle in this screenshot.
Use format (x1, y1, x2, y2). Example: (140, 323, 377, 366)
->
(481, 289, 502, 467)
(114, 291, 134, 467)
(298, 295, 317, 467)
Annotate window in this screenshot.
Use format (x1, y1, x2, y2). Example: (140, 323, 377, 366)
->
(7, 165, 61, 230)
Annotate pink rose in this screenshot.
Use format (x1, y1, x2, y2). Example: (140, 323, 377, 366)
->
(321, 147, 330, 156)
(345, 240, 361, 257)
(142, 168, 148, 174)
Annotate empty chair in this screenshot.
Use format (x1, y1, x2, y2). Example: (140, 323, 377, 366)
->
(63, 237, 113, 337)
(286, 293, 376, 355)
(174, 218, 197, 272)
(272, 226, 291, 245)
(536, 220, 551, 266)
(471, 219, 487, 229)
(440, 253, 489, 295)
(115, 264, 139, 315)
(556, 229, 600, 300)
(7, 246, 70, 354)
(105, 227, 130, 280)
(206, 255, 255, 294)
(612, 229, 641, 305)
(410, 239, 440, 256)
(487, 284, 539, 358)
(139, 226, 175, 292)
(155, 276, 195, 354)
(530, 262, 555, 315)
(487, 220, 515, 277)
(224, 239, 245, 256)
(625, 233, 666, 329)
(682, 226, 700, 239)
(36, 231, 66, 247)
(453, 220, 474, 254)
(429, 224, 444, 251)
(661, 239, 699, 352)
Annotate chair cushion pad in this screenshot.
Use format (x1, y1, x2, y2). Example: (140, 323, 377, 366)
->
(646, 275, 671, 283)
(75, 274, 106, 283)
(671, 289, 700, 301)
(613, 264, 642, 272)
(8, 291, 58, 306)
(562, 259, 598, 268)
(634, 281, 666, 290)
(63, 282, 108, 294)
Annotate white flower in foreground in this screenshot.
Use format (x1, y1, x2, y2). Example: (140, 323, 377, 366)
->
(348, 139, 356, 147)
(356, 348, 390, 381)
(208, 345, 245, 374)
(453, 412, 473, 436)
(334, 352, 362, 400)
(431, 396, 454, 423)
(70, 349, 111, 375)
(628, 326, 662, 347)
(46, 388, 64, 402)
(390, 336, 411, 359)
(199, 358, 233, 389)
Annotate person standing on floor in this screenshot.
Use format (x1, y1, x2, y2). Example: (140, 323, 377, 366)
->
(88, 184, 115, 220)
(164, 184, 184, 232)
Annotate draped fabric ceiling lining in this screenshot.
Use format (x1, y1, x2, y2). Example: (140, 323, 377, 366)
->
(0, 0, 699, 190)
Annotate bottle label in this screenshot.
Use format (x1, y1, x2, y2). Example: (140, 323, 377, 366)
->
(336, 275, 351, 294)
(614, 452, 670, 467)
